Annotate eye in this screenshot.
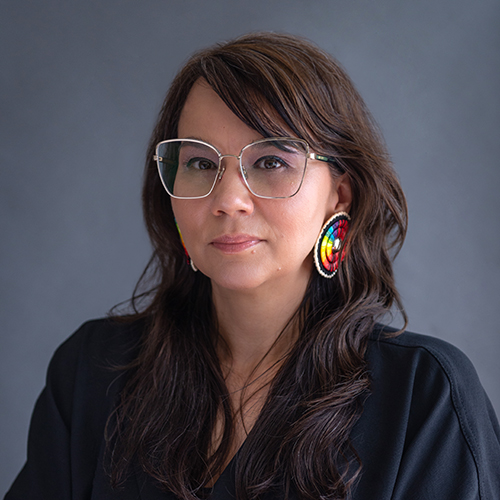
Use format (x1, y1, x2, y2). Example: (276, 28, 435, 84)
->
(253, 155, 289, 170)
(185, 157, 218, 170)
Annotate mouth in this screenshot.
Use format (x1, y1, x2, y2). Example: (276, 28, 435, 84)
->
(210, 234, 263, 254)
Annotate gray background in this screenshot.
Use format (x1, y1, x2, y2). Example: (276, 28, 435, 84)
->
(1, 0, 499, 493)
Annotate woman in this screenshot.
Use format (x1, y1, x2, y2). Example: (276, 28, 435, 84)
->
(6, 32, 500, 500)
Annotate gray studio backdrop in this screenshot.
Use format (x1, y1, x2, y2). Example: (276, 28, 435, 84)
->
(1, 0, 499, 493)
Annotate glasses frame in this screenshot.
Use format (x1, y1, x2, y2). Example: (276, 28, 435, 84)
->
(154, 137, 335, 200)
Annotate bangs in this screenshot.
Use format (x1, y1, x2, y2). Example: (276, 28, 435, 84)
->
(196, 48, 357, 162)
(198, 48, 318, 144)
(201, 69, 298, 140)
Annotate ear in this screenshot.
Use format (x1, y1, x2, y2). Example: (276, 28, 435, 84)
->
(329, 173, 352, 214)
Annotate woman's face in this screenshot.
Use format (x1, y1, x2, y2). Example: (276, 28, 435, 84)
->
(171, 80, 351, 294)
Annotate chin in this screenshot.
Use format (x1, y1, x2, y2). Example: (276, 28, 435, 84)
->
(206, 264, 276, 292)
(212, 275, 268, 292)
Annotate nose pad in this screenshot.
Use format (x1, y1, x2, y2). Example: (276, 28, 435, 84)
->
(241, 165, 248, 180)
(217, 165, 226, 181)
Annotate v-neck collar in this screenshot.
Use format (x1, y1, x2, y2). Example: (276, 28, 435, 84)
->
(206, 451, 239, 499)
(134, 449, 240, 500)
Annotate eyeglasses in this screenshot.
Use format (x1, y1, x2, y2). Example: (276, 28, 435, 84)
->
(154, 137, 334, 199)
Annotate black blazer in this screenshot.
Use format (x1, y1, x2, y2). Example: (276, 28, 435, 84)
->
(5, 319, 500, 499)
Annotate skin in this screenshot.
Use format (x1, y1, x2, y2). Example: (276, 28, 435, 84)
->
(171, 79, 352, 473)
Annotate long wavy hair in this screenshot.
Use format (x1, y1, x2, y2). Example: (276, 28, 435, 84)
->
(108, 32, 408, 500)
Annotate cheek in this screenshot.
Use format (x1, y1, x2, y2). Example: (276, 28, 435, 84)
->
(284, 186, 334, 236)
(170, 200, 201, 247)
(275, 183, 337, 257)
(273, 206, 324, 259)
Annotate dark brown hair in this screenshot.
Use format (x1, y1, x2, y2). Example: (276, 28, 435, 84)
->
(108, 32, 408, 499)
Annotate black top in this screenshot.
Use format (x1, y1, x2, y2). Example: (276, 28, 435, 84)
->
(5, 318, 500, 500)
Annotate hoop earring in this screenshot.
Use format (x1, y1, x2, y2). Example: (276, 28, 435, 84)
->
(175, 220, 198, 272)
(314, 212, 351, 278)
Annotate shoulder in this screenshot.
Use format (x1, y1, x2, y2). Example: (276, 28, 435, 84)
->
(49, 316, 146, 375)
(4, 318, 149, 499)
(358, 325, 500, 499)
(365, 325, 497, 443)
(367, 325, 479, 386)
(45, 317, 147, 424)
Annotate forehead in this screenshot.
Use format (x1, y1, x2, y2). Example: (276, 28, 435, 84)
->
(177, 79, 263, 150)
(177, 79, 299, 153)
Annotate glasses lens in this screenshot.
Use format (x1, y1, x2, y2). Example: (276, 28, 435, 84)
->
(156, 140, 219, 198)
(241, 139, 308, 198)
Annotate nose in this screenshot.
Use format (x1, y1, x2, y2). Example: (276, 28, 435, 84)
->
(210, 156, 254, 217)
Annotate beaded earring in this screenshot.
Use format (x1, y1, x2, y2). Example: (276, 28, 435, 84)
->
(314, 212, 351, 278)
(175, 220, 198, 272)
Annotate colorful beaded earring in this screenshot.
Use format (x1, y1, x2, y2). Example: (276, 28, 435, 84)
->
(314, 212, 351, 278)
(175, 220, 198, 272)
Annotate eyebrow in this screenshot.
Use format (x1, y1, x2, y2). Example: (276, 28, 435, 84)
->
(182, 136, 206, 142)
(178, 136, 265, 150)
(179, 136, 220, 152)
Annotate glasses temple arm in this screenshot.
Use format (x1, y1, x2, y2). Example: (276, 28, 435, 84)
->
(308, 153, 344, 171)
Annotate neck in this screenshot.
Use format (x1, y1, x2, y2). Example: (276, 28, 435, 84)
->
(211, 274, 310, 381)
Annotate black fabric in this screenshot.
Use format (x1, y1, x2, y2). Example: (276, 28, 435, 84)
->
(4, 319, 500, 499)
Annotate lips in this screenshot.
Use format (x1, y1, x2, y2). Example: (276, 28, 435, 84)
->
(211, 234, 262, 254)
